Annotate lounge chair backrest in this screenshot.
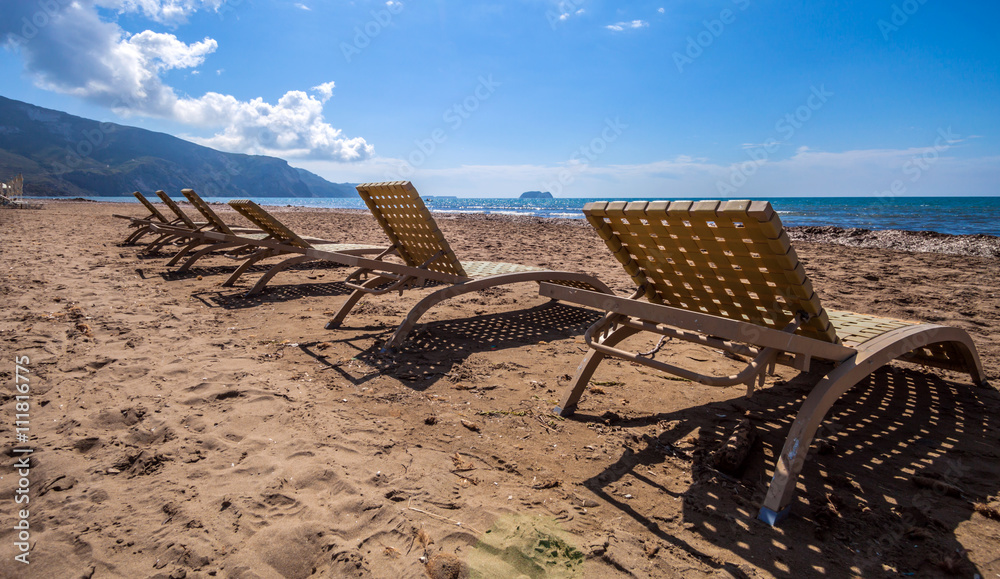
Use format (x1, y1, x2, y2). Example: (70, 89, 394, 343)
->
(133, 191, 170, 223)
(356, 182, 467, 277)
(156, 191, 196, 228)
(228, 200, 312, 248)
(182, 189, 233, 235)
(583, 200, 839, 344)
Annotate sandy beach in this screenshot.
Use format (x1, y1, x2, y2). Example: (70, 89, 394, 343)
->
(1, 200, 999, 578)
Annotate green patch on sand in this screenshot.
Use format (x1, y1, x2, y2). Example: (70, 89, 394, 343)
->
(467, 515, 585, 578)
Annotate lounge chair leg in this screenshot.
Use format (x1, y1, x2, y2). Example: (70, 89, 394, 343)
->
(554, 324, 640, 416)
(166, 239, 207, 266)
(325, 276, 393, 329)
(385, 285, 465, 348)
(244, 255, 314, 297)
(132, 228, 161, 246)
(222, 250, 276, 286)
(758, 324, 988, 525)
(123, 226, 151, 245)
(176, 242, 248, 273)
(172, 241, 248, 268)
(140, 234, 166, 252)
(758, 356, 864, 525)
(142, 233, 176, 253)
(747, 350, 778, 396)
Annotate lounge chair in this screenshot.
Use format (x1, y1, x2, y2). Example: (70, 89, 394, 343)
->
(181, 189, 261, 236)
(540, 199, 990, 525)
(323, 181, 614, 350)
(151, 189, 268, 266)
(141, 191, 383, 288)
(139, 190, 214, 254)
(195, 199, 390, 295)
(116, 190, 241, 252)
(113, 191, 181, 245)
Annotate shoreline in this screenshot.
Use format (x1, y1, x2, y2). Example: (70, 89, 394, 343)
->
(785, 225, 1000, 258)
(29, 198, 1000, 258)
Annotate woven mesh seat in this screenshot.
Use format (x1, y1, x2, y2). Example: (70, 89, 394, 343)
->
(585, 200, 836, 343)
(356, 181, 467, 277)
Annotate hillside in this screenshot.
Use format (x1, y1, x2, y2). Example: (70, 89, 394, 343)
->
(0, 95, 357, 198)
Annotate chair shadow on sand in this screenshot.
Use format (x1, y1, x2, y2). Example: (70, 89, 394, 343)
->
(183, 269, 449, 309)
(568, 366, 1000, 577)
(296, 302, 604, 389)
(158, 258, 348, 284)
(189, 280, 358, 309)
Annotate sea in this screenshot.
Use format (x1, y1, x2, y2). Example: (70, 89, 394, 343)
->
(68, 195, 1000, 237)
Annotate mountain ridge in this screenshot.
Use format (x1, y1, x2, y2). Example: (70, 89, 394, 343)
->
(0, 95, 357, 198)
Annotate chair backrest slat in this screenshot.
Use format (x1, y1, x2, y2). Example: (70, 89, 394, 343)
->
(133, 191, 169, 223)
(182, 189, 233, 235)
(583, 199, 839, 344)
(155, 190, 196, 228)
(355, 181, 467, 277)
(228, 200, 311, 248)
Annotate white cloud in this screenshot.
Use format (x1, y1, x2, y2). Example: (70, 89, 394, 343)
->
(312, 81, 337, 103)
(606, 20, 648, 32)
(96, 0, 226, 26)
(126, 30, 218, 71)
(179, 90, 374, 161)
(294, 3, 311, 10)
(0, 1, 373, 162)
(658, 7, 665, 14)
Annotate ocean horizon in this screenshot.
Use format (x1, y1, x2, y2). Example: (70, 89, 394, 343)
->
(56, 195, 1000, 238)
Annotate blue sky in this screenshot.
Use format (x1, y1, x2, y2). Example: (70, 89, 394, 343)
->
(1, 0, 998, 197)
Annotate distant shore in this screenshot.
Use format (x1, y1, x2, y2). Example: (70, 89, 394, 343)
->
(33, 198, 1000, 258)
(26, 194, 1000, 237)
